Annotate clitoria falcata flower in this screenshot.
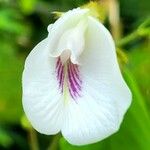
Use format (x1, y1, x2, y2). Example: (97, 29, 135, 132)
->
(22, 8, 132, 145)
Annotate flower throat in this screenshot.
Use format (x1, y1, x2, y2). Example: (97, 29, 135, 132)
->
(55, 57, 82, 100)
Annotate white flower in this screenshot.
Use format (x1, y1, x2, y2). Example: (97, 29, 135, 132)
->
(22, 8, 132, 145)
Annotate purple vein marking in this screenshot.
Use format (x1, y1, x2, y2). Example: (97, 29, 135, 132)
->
(68, 63, 79, 98)
(69, 63, 81, 90)
(56, 58, 64, 92)
(68, 63, 81, 98)
(55, 57, 82, 100)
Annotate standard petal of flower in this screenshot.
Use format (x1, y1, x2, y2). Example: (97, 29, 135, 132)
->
(22, 39, 64, 134)
(80, 16, 132, 121)
(61, 16, 131, 145)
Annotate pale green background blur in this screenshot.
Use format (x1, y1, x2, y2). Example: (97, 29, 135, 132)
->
(0, 0, 150, 150)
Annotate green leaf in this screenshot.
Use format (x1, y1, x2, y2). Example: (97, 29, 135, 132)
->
(0, 9, 28, 34)
(0, 40, 24, 123)
(19, 0, 37, 14)
(0, 127, 13, 148)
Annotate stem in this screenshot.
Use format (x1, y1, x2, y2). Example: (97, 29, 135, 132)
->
(108, 0, 122, 41)
(47, 134, 61, 150)
(116, 28, 150, 47)
(28, 128, 39, 150)
(117, 18, 150, 47)
(116, 31, 138, 47)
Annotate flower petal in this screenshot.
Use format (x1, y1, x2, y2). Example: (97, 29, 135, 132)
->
(61, 16, 131, 145)
(57, 19, 88, 64)
(62, 91, 119, 145)
(80, 16, 132, 121)
(22, 38, 64, 134)
(47, 8, 89, 58)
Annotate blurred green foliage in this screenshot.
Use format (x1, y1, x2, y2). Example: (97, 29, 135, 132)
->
(0, 0, 150, 149)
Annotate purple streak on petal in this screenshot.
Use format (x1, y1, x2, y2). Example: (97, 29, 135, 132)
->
(69, 63, 81, 90)
(70, 63, 82, 86)
(55, 58, 82, 100)
(67, 63, 77, 94)
(67, 62, 82, 99)
(56, 58, 60, 68)
(56, 58, 64, 92)
(72, 64, 82, 83)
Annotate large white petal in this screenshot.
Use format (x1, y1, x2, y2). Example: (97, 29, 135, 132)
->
(61, 16, 131, 145)
(22, 38, 64, 135)
(80, 16, 132, 121)
(62, 89, 119, 145)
